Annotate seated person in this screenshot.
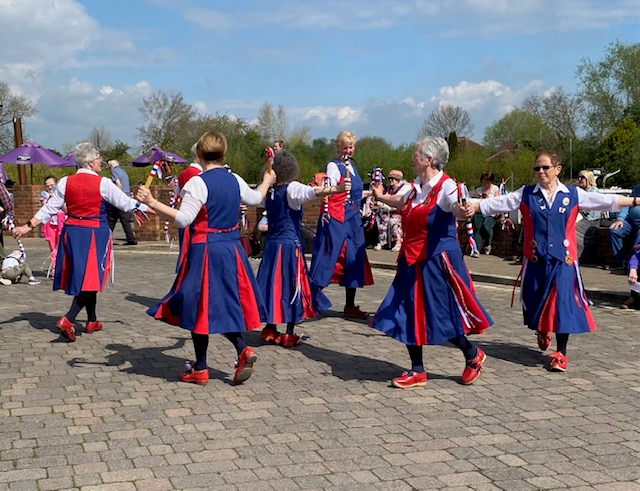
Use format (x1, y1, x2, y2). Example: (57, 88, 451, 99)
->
(471, 171, 501, 256)
(1, 247, 41, 286)
(608, 183, 640, 269)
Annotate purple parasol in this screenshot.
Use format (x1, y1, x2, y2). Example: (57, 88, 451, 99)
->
(57, 152, 79, 167)
(130, 145, 187, 167)
(0, 140, 66, 167)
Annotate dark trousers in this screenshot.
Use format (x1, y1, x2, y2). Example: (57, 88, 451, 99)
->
(107, 206, 136, 243)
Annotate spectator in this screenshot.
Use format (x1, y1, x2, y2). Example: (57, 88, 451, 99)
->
(375, 169, 411, 251)
(607, 183, 640, 270)
(620, 245, 640, 309)
(0, 179, 14, 249)
(107, 159, 138, 245)
(575, 170, 601, 263)
(1, 247, 41, 285)
(39, 176, 66, 270)
(273, 139, 284, 151)
(471, 171, 500, 256)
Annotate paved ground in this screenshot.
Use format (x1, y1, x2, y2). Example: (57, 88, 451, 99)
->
(0, 237, 639, 490)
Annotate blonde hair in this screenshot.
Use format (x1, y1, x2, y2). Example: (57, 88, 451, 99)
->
(196, 132, 227, 163)
(336, 131, 355, 148)
(578, 169, 597, 188)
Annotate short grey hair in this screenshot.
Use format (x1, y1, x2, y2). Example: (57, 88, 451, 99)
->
(74, 142, 100, 168)
(107, 159, 119, 169)
(190, 142, 197, 161)
(416, 136, 449, 171)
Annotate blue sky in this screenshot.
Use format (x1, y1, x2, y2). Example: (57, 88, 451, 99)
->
(0, 0, 638, 153)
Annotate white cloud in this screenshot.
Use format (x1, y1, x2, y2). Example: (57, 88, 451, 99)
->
(27, 77, 152, 151)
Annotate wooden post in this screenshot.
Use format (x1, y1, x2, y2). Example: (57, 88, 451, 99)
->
(13, 117, 26, 185)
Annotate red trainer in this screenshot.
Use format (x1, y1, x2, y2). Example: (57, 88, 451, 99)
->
(56, 316, 76, 342)
(548, 351, 567, 372)
(392, 371, 427, 388)
(343, 305, 369, 319)
(85, 321, 103, 334)
(260, 326, 280, 343)
(461, 348, 486, 385)
(537, 331, 551, 351)
(233, 347, 257, 385)
(278, 333, 301, 348)
(179, 367, 209, 385)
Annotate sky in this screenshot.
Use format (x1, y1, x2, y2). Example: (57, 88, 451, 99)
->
(0, 0, 638, 153)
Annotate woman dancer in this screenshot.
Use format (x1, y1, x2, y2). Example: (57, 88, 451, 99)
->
(370, 136, 493, 388)
(309, 131, 374, 319)
(258, 150, 349, 347)
(471, 151, 639, 371)
(13, 143, 148, 341)
(136, 132, 276, 385)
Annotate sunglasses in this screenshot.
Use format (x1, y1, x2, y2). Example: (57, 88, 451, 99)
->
(388, 177, 399, 181)
(533, 165, 553, 172)
(577, 175, 587, 179)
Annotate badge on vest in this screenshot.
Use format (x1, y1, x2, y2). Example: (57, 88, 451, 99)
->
(559, 207, 566, 213)
(562, 197, 570, 206)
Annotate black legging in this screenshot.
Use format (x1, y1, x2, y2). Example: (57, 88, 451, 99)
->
(65, 292, 97, 322)
(191, 332, 247, 371)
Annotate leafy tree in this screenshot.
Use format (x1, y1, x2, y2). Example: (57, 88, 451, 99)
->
(483, 109, 554, 150)
(576, 41, 640, 141)
(0, 81, 37, 152)
(418, 103, 473, 139)
(137, 90, 195, 150)
(594, 117, 640, 186)
(102, 140, 131, 165)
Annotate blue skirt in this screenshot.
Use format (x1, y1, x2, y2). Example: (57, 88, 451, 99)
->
(148, 239, 266, 334)
(53, 224, 112, 296)
(520, 257, 595, 335)
(257, 240, 331, 324)
(370, 250, 493, 346)
(309, 215, 373, 288)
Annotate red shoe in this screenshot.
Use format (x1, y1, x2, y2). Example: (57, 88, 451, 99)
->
(233, 347, 257, 385)
(548, 351, 567, 372)
(278, 333, 301, 348)
(461, 348, 486, 385)
(260, 326, 280, 344)
(537, 331, 551, 351)
(56, 316, 76, 342)
(392, 371, 427, 388)
(85, 321, 103, 334)
(343, 305, 369, 319)
(179, 366, 209, 385)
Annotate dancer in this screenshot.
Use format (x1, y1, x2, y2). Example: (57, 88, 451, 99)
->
(471, 150, 639, 371)
(13, 143, 149, 341)
(136, 131, 276, 386)
(309, 131, 374, 319)
(257, 150, 350, 347)
(370, 136, 492, 388)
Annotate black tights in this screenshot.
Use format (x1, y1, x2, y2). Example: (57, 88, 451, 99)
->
(191, 332, 247, 371)
(66, 292, 98, 322)
(556, 333, 569, 355)
(406, 335, 477, 373)
(345, 287, 356, 308)
(266, 322, 296, 335)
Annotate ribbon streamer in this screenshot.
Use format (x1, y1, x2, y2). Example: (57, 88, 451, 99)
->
(457, 182, 479, 257)
(2, 216, 26, 260)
